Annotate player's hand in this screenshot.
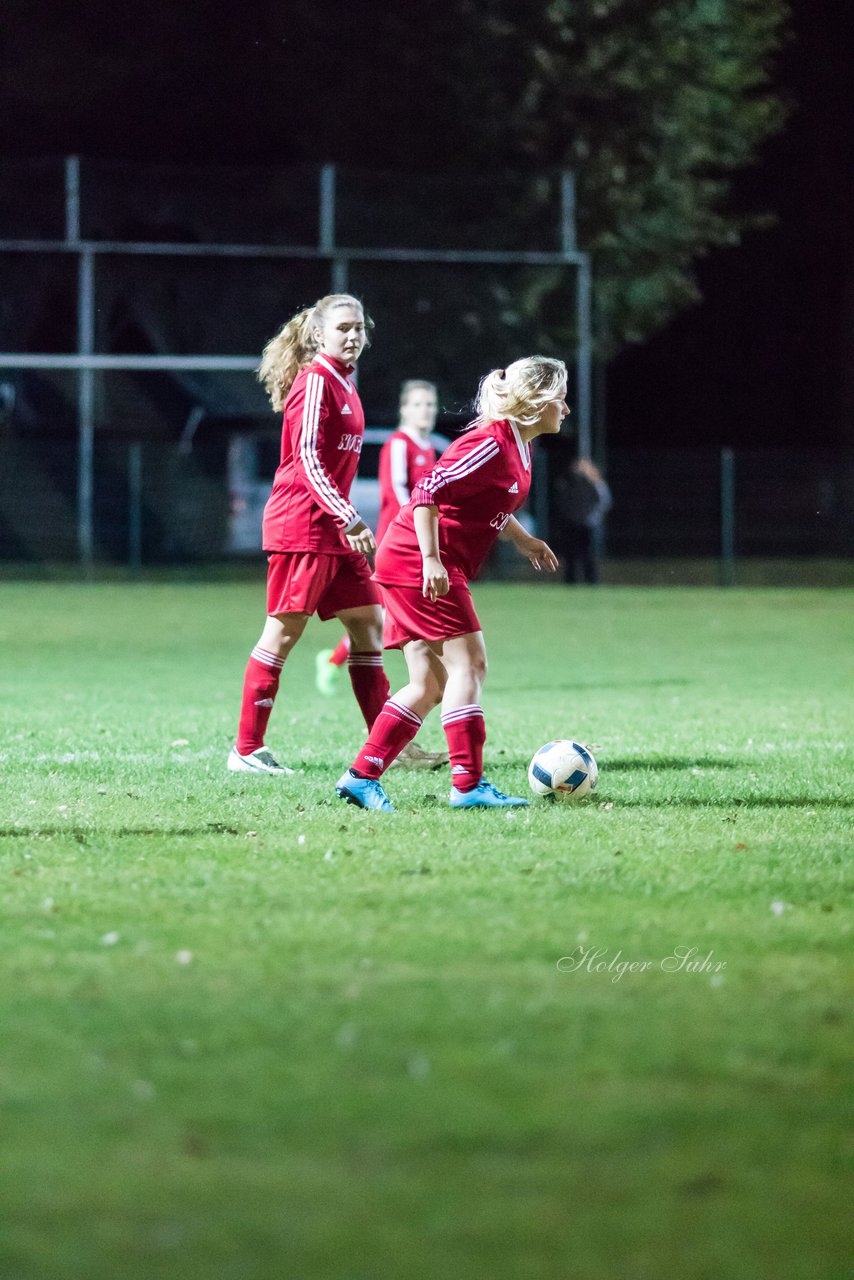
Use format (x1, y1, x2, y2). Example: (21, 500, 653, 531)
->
(346, 521, 376, 556)
(422, 555, 449, 602)
(521, 537, 559, 573)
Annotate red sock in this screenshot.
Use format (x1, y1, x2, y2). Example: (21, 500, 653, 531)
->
(351, 700, 422, 778)
(347, 650, 391, 730)
(441, 704, 486, 792)
(330, 636, 351, 667)
(236, 645, 284, 754)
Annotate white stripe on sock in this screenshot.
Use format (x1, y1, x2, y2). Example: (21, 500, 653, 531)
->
(386, 699, 423, 726)
(441, 704, 484, 724)
(251, 647, 284, 668)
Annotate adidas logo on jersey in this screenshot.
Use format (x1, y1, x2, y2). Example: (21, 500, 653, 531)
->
(508, 481, 519, 493)
(341, 404, 353, 414)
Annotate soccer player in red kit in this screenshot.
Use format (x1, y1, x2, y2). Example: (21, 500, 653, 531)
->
(336, 356, 567, 810)
(316, 379, 440, 690)
(315, 380, 449, 771)
(377, 380, 440, 543)
(228, 294, 389, 773)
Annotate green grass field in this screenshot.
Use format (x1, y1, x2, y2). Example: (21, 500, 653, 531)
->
(1, 581, 851, 1280)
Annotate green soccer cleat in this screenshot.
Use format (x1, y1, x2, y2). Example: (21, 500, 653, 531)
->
(315, 649, 344, 696)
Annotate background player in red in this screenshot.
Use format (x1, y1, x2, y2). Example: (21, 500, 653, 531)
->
(315, 379, 448, 770)
(335, 355, 567, 810)
(377, 379, 440, 544)
(228, 294, 389, 773)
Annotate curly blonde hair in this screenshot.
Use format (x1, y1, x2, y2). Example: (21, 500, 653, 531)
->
(257, 294, 374, 411)
(470, 356, 567, 430)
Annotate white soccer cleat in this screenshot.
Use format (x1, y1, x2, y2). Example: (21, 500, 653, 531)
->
(389, 740, 449, 770)
(227, 746, 294, 775)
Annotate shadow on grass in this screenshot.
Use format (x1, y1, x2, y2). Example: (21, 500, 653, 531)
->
(494, 677, 695, 692)
(498, 755, 742, 772)
(597, 795, 854, 810)
(600, 757, 742, 771)
(0, 822, 245, 839)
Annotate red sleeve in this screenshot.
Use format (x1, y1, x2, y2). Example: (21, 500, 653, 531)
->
(294, 370, 361, 530)
(411, 432, 501, 507)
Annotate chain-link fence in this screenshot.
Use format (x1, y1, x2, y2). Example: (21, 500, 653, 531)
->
(1, 158, 851, 583)
(1, 421, 851, 580)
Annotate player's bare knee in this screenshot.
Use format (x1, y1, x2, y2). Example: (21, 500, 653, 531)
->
(422, 675, 444, 708)
(261, 613, 307, 658)
(343, 611, 383, 651)
(469, 653, 488, 684)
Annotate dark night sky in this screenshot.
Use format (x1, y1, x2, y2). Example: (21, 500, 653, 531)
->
(607, 0, 854, 452)
(1, 0, 851, 451)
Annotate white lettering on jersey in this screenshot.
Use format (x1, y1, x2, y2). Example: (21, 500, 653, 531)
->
(490, 511, 510, 531)
(338, 434, 363, 454)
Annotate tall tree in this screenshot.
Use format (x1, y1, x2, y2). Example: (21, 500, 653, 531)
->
(0, 0, 790, 354)
(357, 0, 790, 354)
(269, 0, 791, 353)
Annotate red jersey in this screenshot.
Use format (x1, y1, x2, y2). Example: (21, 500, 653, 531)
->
(375, 418, 532, 587)
(376, 427, 437, 545)
(262, 353, 365, 554)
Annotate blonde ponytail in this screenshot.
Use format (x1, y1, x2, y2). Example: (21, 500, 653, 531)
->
(257, 294, 374, 411)
(470, 356, 567, 430)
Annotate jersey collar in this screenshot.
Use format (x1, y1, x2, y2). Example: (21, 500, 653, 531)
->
(508, 419, 531, 470)
(315, 353, 356, 391)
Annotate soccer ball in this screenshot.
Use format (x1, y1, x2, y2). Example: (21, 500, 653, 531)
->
(528, 740, 598, 801)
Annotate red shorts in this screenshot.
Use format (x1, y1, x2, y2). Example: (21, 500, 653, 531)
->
(379, 580, 481, 649)
(266, 551, 381, 620)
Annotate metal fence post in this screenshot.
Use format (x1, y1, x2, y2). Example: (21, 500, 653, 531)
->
(77, 248, 95, 576)
(562, 170, 592, 459)
(532, 445, 549, 542)
(319, 163, 348, 295)
(319, 163, 336, 253)
(575, 254, 593, 459)
(64, 156, 80, 244)
(560, 171, 577, 255)
(128, 441, 143, 575)
(720, 446, 736, 586)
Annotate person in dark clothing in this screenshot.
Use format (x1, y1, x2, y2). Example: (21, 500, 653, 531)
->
(554, 457, 612, 584)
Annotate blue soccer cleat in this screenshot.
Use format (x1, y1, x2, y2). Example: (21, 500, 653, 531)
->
(336, 770, 395, 812)
(449, 778, 529, 809)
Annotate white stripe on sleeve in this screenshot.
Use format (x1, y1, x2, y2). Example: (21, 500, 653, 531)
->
(299, 372, 360, 527)
(389, 437, 411, 506)
(417, 437, 500, 498)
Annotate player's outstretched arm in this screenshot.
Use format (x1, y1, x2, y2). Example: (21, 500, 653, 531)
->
(501, 516, 559, 573)
(413, 504, 449, 601)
